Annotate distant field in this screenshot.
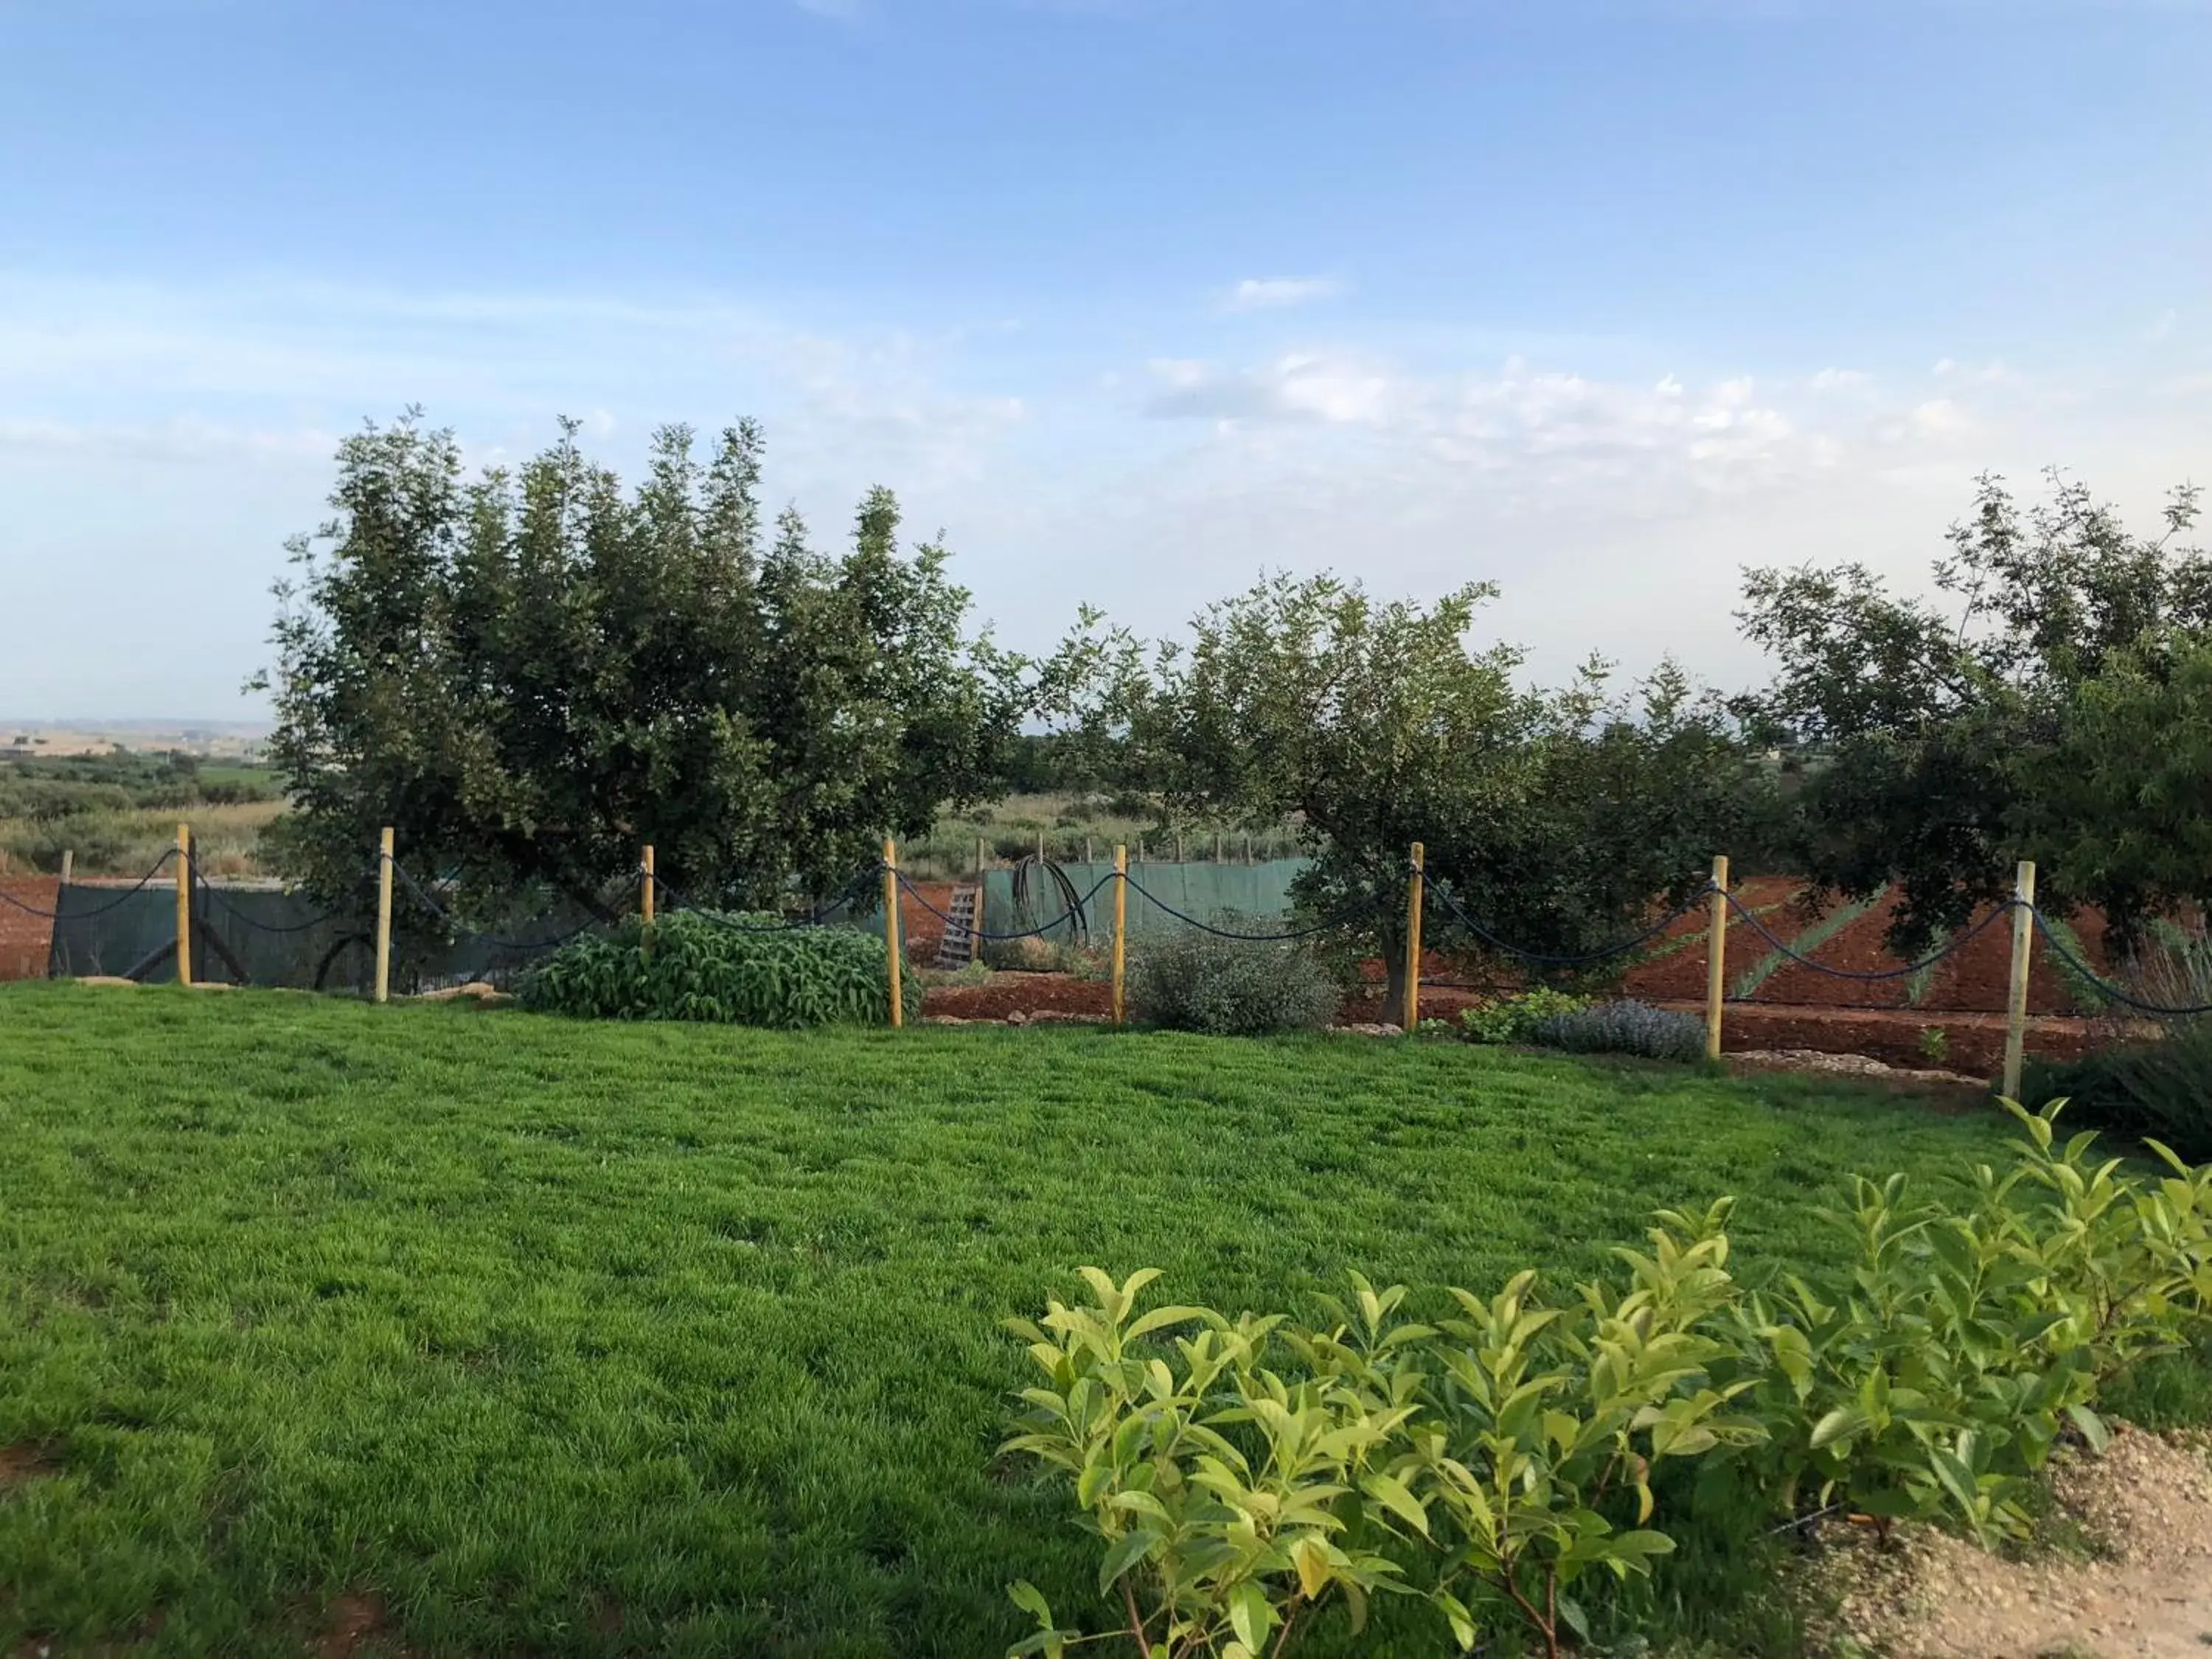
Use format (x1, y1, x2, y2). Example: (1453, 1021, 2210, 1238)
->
(0, 983, 2066, 1658)
(905, 791, 1299, 876)
(0, 750, 285, 877)
(1, 723, 266, 760)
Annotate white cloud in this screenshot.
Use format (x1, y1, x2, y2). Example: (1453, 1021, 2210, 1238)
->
(1932, 357, 2017, 386)
(1222, 277, 1343, 314)
(1144, 352, 1397, 425)
(1142, 355, 1819, 490)
(1884, 397, 1974, 442)
(0, 267, 2197, 718)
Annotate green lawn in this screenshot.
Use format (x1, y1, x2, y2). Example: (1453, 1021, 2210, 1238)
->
(0, 984, 2037, 1657)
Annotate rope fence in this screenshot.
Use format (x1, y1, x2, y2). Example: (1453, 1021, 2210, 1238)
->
(22, 827, 2212, 1088)
(2028, 908, 2212, 1019)
(0, 850, 180, 921)
(1717, 886, 2017, 985)
(1426, 881, 1710, 969)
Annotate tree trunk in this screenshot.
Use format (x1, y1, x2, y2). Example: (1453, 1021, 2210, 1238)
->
(1377, 920, 1408, 1025)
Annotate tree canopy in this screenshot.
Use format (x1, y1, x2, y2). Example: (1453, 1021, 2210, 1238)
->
(1076, 574, 1759, 1004)
(1739, 468, 2210, 951)
(259, 414, 1032, 926)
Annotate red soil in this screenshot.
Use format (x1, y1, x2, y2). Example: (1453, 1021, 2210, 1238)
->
(1618, 880, 2110, 1018)
(925, 972, 1112, 1021)
(1615, 877, 1803, 1004)
(897, 880, 953, 959)
(0, 879, 55, 981)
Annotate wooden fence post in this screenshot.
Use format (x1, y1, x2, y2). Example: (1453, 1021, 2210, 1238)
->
(973, 845, 987, 942)
(2003, 860, 2037, 1100)
(59, 849, 73, 886)
(1175, 832, 1184, 864)
(1083, 835, 1093, 865)
(175, 823, 192, 987)
(883, 838, 905, 1029)
(641, 844, 655, 927)
(1244, 832, 1253, 866)
(1214, 831, 1223, 864)
(374, 827, 395, 1004)
(1404, 842, 1425, 1033)
(1111, 844, 1128, 1027)
(1037, 827, 1046, 866)
(1705, 855, 1729, 1061)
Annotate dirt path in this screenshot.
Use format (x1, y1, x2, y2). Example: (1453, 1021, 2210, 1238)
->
(1815, 1425, 2212, 1658)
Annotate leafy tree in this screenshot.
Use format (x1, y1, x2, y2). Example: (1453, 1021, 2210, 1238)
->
(258, 412, 1033, 933)
(1739, 469, 2209, 952)
(1078, 575, 1754, 1011)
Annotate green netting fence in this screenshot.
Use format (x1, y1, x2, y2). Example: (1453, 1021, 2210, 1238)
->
(980, 858, 1312, 942)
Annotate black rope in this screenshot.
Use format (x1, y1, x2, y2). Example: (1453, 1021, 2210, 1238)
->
(387, 860, 604, 953)
(2028, 908, 2212, 1018)
(1117, 874, 1377, 942)
(0, 850, 180, 920)
(1426, 881, 1711, 967)
(1722, 887, 2014, 984)
(899, 869, 1119, 942)
(187, 855, 366, 934)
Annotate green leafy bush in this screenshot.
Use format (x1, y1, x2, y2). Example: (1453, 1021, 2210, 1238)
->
(520, 911, 920, 1027)
(1003, 1102, 2212, 1659)
(1126, 924, 1339, 1037)
(2024, 1023, 2212, 1164)
(1527, 998, 1705, 1062)
(1458, 987, 1591, 1045)
(1001, 1270, 1416, 1659)
(1736, 1102, 2212, 1546)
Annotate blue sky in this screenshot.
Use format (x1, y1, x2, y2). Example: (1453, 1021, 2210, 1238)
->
(2, 0, 2205, 717)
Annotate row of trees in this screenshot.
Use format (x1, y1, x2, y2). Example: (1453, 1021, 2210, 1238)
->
(261, 414, 2208, 973)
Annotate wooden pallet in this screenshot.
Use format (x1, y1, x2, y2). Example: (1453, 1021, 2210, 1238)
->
(934, 883, 984, 969)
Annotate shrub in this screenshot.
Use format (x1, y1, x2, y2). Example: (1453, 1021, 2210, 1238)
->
(519, 911, 920, 1028)
(2024, 1023, 2212, 1165)
(2024, 924, 2212, 1163)
(1527, 998, 1705, 1062)
(1459, 986, 1591, 1045)
(1126, 923, 1339, 1036)
(1004, 1103, 2212, 1659)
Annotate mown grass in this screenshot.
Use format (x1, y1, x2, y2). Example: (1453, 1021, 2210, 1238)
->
(0, 984, 2149, 1657)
